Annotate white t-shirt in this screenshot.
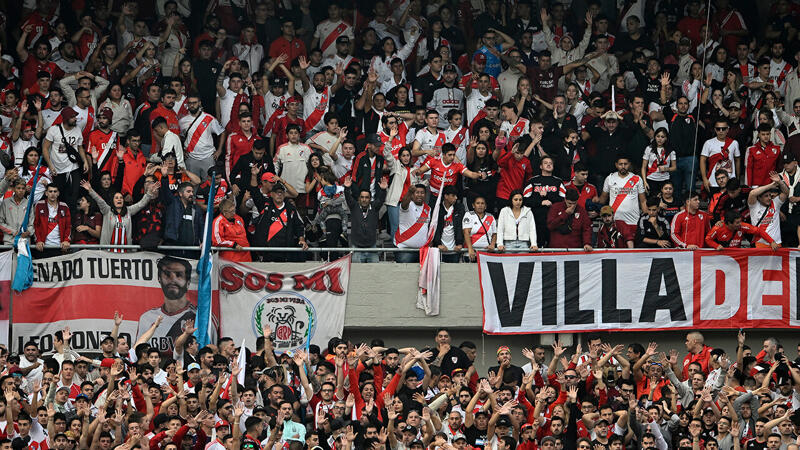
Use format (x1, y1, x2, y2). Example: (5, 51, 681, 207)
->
(701, 138, 740, 186)
(44, 124, 82, 173)
(313, 20, 354, 58)
(462, 211, 496, 249)
(440, 204, 456, 249)
(218, 88, 239, 128)
(603, 172, 645, 225)
(179, 113, 224, 160)
(396, 201, 430, 248)
(45, 204, 61, 246)
(443, 126, 469, 163)
(275, 142, 312, 193)
(465, 89, 492, 125)
(642, 146, 676, 182)
(749, 196, 784, 244)
(13, 137, 38, 166)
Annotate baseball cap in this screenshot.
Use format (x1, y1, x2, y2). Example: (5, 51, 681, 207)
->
(443, 63, 457, 73)
(336, 36, 350, 44)
(365, 133, 383, 145)
(272, 182, 286, 192)
(402, 425, 417, 433)
(187, 363, 201, 371)
(784, 153, 796, 163)
(22, 121, 33, 131)
(99, 108, 113, 120)
(679, 37, 691, 45)
(600, 205, 614, 216)
(451, 368, 465, 377)
(473, 53, 487, 64)
(215, 420, 230, 429)
(453, 434, 467, 442)
(60, 107, 78, 121)
(75, 393, 90, 403)
(261, 172, 278, 183)
(497, 416, 512, 427)
(727, 101, 741, 109)
(0, 55, 13, 65)
(286, 95, 302, 105)
(7, 366, 21, 377)
(100, 358, 115, 368)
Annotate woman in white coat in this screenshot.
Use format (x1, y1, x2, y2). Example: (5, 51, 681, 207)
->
(496, 189, 538, 252)
(370, 27, 420, 90)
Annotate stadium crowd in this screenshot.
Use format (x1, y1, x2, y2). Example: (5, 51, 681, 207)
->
(4, 321, 800, 450)
(1, 0, 800, 262)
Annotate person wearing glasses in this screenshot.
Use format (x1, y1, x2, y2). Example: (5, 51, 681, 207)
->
(700, 118, 742, 193)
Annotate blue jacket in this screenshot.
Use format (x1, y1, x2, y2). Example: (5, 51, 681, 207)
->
(159, 185, 205, 244)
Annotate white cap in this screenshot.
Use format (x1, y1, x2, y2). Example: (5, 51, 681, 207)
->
(1, 55, 13, 65)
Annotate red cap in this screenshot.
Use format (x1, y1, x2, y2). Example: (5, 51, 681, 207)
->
(60, 107, 78, 121)
(473, 53, 487, 64)
(99, 108, 113, 120)
(100, 358, 115, 368)
(286, 95, 302, 105)
(260, 172, 277, 183)
(22, 121, 33, 131)
(215, 420, 230, 429)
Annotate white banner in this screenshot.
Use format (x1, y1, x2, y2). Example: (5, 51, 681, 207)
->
(479, 249, 800, 334)
(219, 255, 350, 352)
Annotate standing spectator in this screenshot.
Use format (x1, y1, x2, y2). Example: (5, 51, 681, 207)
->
(670, 192, 712, 249)
(745, 124, 782, 187)
(160, 181, 204, 258)
(431, 186, 465, 263)
(275, 124, 312, 196)
(251, 183, 307, 262)
(523, 155, 565, 247)
(33, 184, 71, 257)
(179, 94, 224, 180)
(43, 108, 89, 207)
(636, 197, 672, 248)
(462, 196, 497, 261)
(700, 118, 741, 192)
(211, 198, 251, 262)
(497, 189, 537, 252)
(352, 134, 386, 199)
(193, 40, 222, 113)
(394, 185, 430, 263)
(748, 172, 789, 249)
(80, 179, 155, 252)
(0, 179, 33, 244)
(641, 127, 676, 196)
(496, 133, 535, 211)
(71, 192, 101, 245)
(598, 156, 647, 248)
(344, 175, 387, 263)
(152, 117, 185, 168)
(546, 188, 592, 250)
(268, 19, 307, 62)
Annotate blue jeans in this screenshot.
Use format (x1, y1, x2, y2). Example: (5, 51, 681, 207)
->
(386, 205, 399, 241)
(353, 251, 379, 263)
(675, 156, 698, 196)
(395, 250, 419, 263)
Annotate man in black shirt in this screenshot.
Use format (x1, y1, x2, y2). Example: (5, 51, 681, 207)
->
(487, 346, 524, 387)
(523, 156, 565, 247)
(433, 328, 472, 378)
(414, 55, 444, 106)
(229, 139, 274, 190)
(192, 40, 222, 114)
(636, 197, 672, 248)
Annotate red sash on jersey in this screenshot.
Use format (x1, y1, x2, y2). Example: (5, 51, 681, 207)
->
(433, 132, 446, 151)
(510, 119, 527, 137)
(610, 175, 640, 213)
(646, 147, 668, 177)
(395, 204, 431, 244)
(469, 109, 487, 130)
(777, 62, 793, 87)
(267, 209, 288, 241)
(304, 87, 329, 130)
(186, 115, 214, 153)
(706, 138, 733, 179)
(321, 23, 349, 54)
(263, 107, 287, 136)
(470, 214, 494, 245)
(451, 127, 467, 147)
(26, 166, 48, 187)
(91, 130, 118, 173)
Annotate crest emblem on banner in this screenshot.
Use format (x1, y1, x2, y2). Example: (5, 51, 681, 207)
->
(253, 292, 317, 350)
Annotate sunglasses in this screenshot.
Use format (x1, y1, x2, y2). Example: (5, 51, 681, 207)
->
(715, 127, 729, 131)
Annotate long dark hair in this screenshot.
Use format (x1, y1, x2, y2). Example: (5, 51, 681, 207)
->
(20, 147, 41, 177)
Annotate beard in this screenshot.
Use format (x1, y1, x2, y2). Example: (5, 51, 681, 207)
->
(161, 281, 189, 300)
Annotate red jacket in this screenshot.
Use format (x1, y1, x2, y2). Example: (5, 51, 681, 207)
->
(682, 345, 713, 379)
(746, 141, 781, 186)
(670, 209, 711, 248)
(33, 201, 71, 244)
(212, 214, 251, 262)
(547, 202, 592, 248)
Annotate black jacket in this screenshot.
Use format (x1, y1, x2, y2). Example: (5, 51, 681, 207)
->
(345, 185, 386, 248)
(252, 198, 304, 247)
(431, 202, 465, 248)
(351, 150, 385, 197)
